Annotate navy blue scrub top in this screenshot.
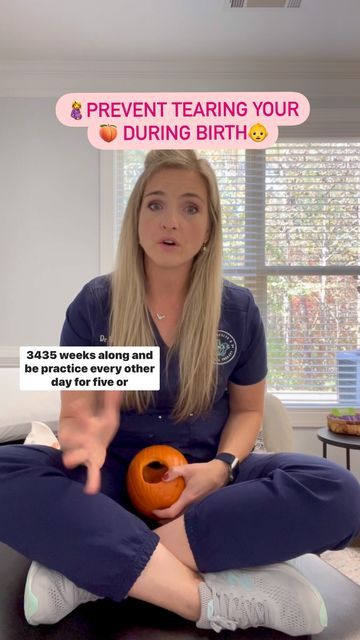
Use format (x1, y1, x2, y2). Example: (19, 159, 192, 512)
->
(60, 275, 267, 464)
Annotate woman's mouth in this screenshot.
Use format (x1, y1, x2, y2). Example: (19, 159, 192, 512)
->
(158, 239, 179, 249)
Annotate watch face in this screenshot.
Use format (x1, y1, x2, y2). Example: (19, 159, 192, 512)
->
(216, 453, 238, 466)
(230, 459, 239, 477)
(216, 453, 233, 464)
(215, 453, 239, 483)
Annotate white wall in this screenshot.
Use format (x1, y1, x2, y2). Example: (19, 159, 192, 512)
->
(0, 97, 99, 347)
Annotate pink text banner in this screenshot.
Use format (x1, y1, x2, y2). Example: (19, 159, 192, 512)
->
(56, 92, 310, 150)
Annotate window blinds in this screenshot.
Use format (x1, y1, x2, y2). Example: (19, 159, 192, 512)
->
(115, 144, 360, 407)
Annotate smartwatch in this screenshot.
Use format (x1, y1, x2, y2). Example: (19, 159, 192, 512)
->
(214, 452, 240, 484)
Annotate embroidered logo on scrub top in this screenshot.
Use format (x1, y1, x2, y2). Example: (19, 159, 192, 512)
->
(217, 330, 237, 365)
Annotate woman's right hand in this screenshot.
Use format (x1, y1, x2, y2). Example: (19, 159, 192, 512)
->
(59, 391, 123, 495)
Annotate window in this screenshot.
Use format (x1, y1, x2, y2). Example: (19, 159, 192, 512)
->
(115, 144, 360, 407)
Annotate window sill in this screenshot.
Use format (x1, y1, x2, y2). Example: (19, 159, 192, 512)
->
(273, 392, 336, 428)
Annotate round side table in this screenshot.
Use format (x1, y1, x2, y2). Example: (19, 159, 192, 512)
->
(317, 427, 360, 471)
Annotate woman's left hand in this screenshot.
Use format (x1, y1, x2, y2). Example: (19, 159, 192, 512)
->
(152, 459, 229, 523)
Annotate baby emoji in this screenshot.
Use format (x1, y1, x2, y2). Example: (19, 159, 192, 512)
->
(249, 122, 268, 142)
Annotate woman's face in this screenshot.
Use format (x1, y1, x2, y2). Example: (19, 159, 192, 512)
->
(138, 168, 210, 274)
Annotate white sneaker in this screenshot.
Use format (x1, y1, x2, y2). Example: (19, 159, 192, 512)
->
(197, 561, 328, 636)
(24, 561, 101, 625)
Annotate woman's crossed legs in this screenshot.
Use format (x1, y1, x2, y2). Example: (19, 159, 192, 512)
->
(1, 445, 359, 633)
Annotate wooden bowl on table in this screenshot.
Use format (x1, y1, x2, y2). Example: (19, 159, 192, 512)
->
(327, 414, 360, 436)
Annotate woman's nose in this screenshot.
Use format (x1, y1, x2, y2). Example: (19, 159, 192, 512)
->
(160, 210, 179, 229)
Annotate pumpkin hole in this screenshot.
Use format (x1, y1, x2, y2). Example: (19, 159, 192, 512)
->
(143, 462, 168, 484)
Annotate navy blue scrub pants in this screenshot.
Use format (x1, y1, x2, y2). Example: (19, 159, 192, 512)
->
(0, 443, 359, 602)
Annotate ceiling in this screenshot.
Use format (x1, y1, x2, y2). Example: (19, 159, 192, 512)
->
(1, 0, 360, 64)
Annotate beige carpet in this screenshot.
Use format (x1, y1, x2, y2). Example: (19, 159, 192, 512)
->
(321, 547, 360, 586)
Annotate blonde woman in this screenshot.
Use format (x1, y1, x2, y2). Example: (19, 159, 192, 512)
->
(1, 150, 359, 635)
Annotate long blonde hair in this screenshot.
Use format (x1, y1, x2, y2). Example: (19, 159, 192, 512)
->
(109, 150, 223, 422)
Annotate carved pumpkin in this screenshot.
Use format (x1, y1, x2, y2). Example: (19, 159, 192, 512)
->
(126, 445, 188, 518)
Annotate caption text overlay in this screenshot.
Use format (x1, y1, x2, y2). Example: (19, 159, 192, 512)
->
(20, 347, 160, 391)
(56, 91, 310, 150)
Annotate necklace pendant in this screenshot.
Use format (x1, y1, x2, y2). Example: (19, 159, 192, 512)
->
(156, 313, 166, 320)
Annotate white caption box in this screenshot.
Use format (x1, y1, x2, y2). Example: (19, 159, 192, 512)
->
(20, 347, 160, 391)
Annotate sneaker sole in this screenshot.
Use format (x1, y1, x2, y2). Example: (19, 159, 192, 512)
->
(24, 561, 41, 626)
(285, 554, 328, 628)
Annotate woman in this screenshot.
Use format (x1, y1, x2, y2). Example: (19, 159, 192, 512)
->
(1, 150, 359, 635)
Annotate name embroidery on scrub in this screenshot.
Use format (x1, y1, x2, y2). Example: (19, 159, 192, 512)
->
(99, 334, 108, 343)
(217, 330, 237, 365)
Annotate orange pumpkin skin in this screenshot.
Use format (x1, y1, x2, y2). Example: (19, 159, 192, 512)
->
(99, 125, 117, 142)
(126, 445, 188, 519)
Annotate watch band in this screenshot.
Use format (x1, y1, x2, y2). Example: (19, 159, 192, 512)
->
(214, 452, 240, 484)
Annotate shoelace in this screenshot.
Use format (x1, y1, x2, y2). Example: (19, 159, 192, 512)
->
(207, 587, 267, 633)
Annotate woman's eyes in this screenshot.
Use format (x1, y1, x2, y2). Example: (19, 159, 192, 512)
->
(148, 202, 162, 211)
(185, 205, 199, 215)
(147, 201, 199, 215)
